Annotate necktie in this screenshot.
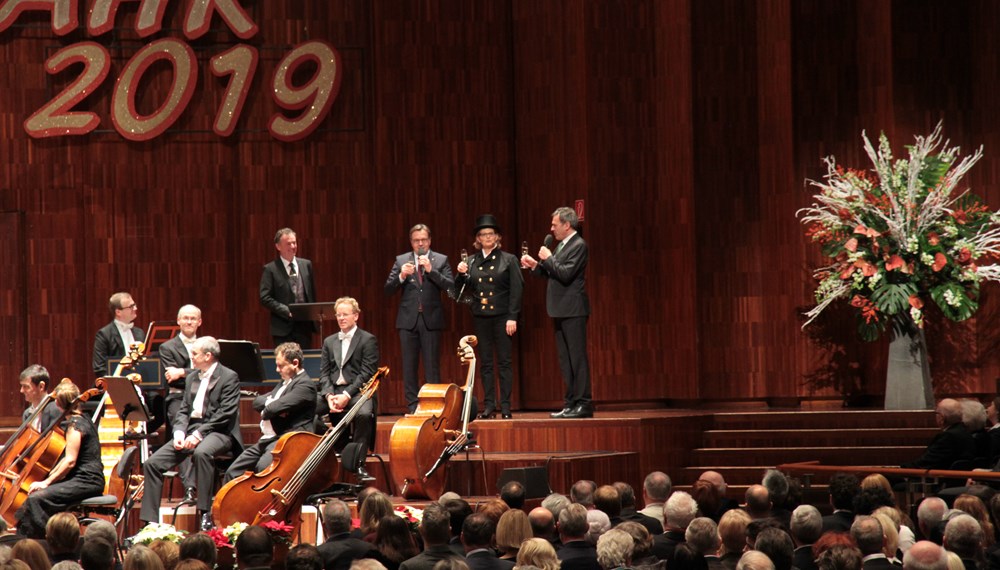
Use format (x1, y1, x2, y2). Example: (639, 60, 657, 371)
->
(289, 263, 305, 303)
(555, 240, 566, 255)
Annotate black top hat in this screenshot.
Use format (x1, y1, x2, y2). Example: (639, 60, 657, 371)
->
(473, 214, 502, 236)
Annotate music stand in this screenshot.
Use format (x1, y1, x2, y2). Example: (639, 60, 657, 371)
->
(100, 376, 152, 449)
(217, 340, 267, 383)
(146, 321, 181, 354)
(290, 302, 340, 344)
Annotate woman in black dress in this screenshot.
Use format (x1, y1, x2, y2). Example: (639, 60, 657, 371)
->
(16, 380, 106, 538)
(454, 214, 524, 419)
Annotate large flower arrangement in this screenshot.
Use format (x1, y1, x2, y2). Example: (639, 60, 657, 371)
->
(798, 124, 1000, 340)
(132, 523, 187, 545)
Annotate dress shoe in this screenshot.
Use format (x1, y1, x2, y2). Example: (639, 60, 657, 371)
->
(356, 466, 376, 482)
(183, 487, 197, 503)
(561, 404, 594, 419)
(501, 412, 513, 419)
(199, 512, 215, 531)
(550, 407, 572, 419)
(477, 407, 496, 420)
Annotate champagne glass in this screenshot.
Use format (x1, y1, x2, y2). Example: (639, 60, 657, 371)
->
(460, 249, 469, 264)
(521, 241, 529, 257)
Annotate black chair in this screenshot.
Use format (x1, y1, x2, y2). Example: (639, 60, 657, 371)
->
(68, 445, 141, 547)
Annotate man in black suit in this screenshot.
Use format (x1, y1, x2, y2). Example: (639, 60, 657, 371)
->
(401, 503, 462, 570)
(318, 498, 381, 570)
(653, 491, 697, 562)
(852, 516, 898, 570)
(557, 504, 600, 570)
(139, 336, 243, 531)
(521, 207, 592, 419)
(901, 398, 976, 470)
(463, 512, 514, 570)
(19, 364, 61, 432)
(319, 297, 379, 480)
(158, 305, 203, 448)
(790, 505, 822, 570)
(226, 342, 317, 481)
(614, 481, 663, 536)
(384, 224, 454, 414)
(92, 291, 145, 377)
(822, 473, 859, 534)
(260, 228, 317, 348)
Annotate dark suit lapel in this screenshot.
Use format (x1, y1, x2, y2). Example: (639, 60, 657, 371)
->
(344, 333, 359, 364)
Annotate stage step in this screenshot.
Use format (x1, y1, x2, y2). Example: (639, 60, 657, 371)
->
(709, 410, 936, 430)
(702, 427, 939, 448)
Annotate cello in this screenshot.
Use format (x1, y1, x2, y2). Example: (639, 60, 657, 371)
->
(212, 367, 387, 540)
(0, 380, 103, 526)
(389, 335, 477, 500)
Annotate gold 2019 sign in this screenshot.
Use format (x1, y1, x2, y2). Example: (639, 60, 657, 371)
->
(3, 0, 342, 141)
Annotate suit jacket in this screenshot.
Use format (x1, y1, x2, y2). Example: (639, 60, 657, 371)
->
(385, 250, 454, 330)
(157, 334, 195, 389)
(319, 328, 380, 400)
(399, 545, 461, 570)
(533, 232, 590, 318)
(557, 540, 601, 570)
(794, 545, 817, 570)
(21, 401, 62, 433)
(821, 511, 854, 534)
(256, 369, 318, 436)
(862, 555, 901, 570)
(465, 550, 515, 570)
(651, 530, 685, 562)
(92, 321, 146, 376)
(454, 249, 523, 321)
(901, 422, 976, 470)
(621, 506, 663, 536)
(174, 363, 243, 451)
(260, 257, 317, 337)
(317, 532, 380, 570)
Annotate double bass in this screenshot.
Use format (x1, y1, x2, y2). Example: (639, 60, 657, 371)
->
(389, 335, 477, 500)
(0, 380, 103, 525)
(212, 367, 387, 540)
(93, 343, 149, 489)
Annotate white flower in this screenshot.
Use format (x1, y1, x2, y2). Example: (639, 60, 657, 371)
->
(921, 253, 935, 266)
(910, 307, 923, 326)
(943, 289, 961, 307)
(132, 523, 186, 545)
(867, 272, 883, 288)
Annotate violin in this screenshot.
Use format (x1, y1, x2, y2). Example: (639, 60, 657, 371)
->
(212, 367, 387, 554)
(388, 335, 477, 500)
(0, 380, 102, 525)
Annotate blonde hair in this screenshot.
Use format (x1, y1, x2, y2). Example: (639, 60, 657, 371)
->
(872, 513, 899, 558)
(860, 474, 892, 494)
(719, 508, 752, 555)
(515, 538, 560, 570)
(496, 510, 532, 556)
(54, 380, 81, 413)
(335, 297, 361, 315)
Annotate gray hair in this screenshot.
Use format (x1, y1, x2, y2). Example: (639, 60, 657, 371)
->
(664, 491, 698, 529)
(551, 207, 579, 229)
(322, 499, 353, 535)
(685, 517, 719, 554)
(542, 493, 571, 520)
(943, 514, 983, 558)
(961, 399, 988, 431)
(643, 471, 672, 502)
(193, 336, 221, 359)
(902, 541, 948, 570)
(790, 505, 823, 544)
(596, 528, 633, 569)
(850, 516, 884, 556)
(737, 551, 775, 570)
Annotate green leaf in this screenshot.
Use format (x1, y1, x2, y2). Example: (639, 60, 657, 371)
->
(870, 282, 918, 316)
(930, 283, 978, 321)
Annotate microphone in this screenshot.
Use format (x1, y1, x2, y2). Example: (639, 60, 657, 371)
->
(416, 247, 427, 275)
(544, 235, 554, 250)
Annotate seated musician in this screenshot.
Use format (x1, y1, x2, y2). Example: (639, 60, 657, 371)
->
(139, 336, 243, 532)
(224, 342, 317, 482)
(19, 365, 61, 432)
(319, 297, 379, 482)
(157, 304, 203, 501)
(15, 380, 105, 538)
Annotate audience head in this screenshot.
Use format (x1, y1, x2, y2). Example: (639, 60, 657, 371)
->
(916, 497, 947, 540)
(593, 485, 622, 519)
(373, 514, 419, 564)
(754, 527, 794, 570)
(690, 479, 722, 519)
(852, 486, 895, 516)
(816, 545, 862, 570)
(285, 544, 323, 570)
(350, 561, 388, 570)
(235, 526, 273, 569)
(935, 399, 962, 428)
(700, 471, 728, 495)
(744, 485, 771, 518)
(516, 538, 559, 570)
(859, 474, 893, 495)
(80, 538, 115, 570)
(528, 507, 556, 540)
(124, 545, 165, 570)
(179, 533, 217, 568)
(849, 516, 884, 556)
(615, 522, 653, 561)
(746, 519, 784, 549)
(586, 510, 611, 545)
(571, 480, 597, 508)
(665, 491, 699, 530)
(460, 513, 495, 551)
(46, 513, 81, 556)
(612, 482, 637, 509)
(431, 561, 468, 570)
(961, 399, 988, 432)
(476, 498, 510, 525)
(643, 471, 673, 504)
(871, 513, 899, 559)
(719, 508, 753, 555)
(558, 503, 590, 541)
(420, 503, 453, 547)
(596, 529, 634, 570)
(52, 563, 83, 570)
(541, 493, 570, 521)
(673, 544, 709, 570)
(762, 470, 789, 509)
(147, 540, 179, 570)
(790, 504, 822, 545)
(444, 499, 474, 540)
(438, 491, 461, 504)
(953, 493, 994, 547)
(360, 492, 394, 535)
(12, 539, 52, 570)
(500, 481, 526, 510)
(684, 517, 719, 555)
(172, 562, 209, 570)
(84, 520, 118, 549)
(828, 474, 860, 511)
(812, 532, 856, 561)
(736, 551, 775, 570)
(322, 499, 354, 536)
(902, 541, 948, 570)
(942, 514, 983, 559)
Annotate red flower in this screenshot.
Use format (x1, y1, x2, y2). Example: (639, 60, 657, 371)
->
(885, 255, 905, 271)
(927, 232, 940, 246)
(908, 295, 924, 309)
(932, 253, 948, 272)
(854, 225, 881, 238)
(957, 248, 972, 264)
(205, 529, 230, 549)
(844, 238, 858, 252)
(855, 260, 876, 277)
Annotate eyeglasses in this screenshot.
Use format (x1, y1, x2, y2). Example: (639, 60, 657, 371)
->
(122, 304, 137, 310)
(477, 231, 497, 238)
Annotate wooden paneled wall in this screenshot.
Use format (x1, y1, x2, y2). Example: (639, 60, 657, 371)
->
(1, 1, 999, 419)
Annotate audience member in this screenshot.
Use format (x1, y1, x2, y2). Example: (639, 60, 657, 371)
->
(2, 561, 32, 570)
(528, 508, 559, 548)
(51, 563, 82, 570)
(78, 539, 113, 570)
(700, 472, 737, 519)
(652, 491, 697, 561)
(45, 514, 80, 564)
(558, 504, 600, 570)
(849, 517, 889, 570)
(901, 541, 946, 570)
(360, 494, 395, 541)
(351, 561, 388, 570)
(178, 534, 217, 569)
(430, 560, 468, 570)
(172, 561, 209, 570)
(900, 399, 975, 470)
(743, 486, 772, 522)
(461, 513, 510, 570)
(319, 499, 380, 570)
(639, 472, 672, 523)
(823, 475, 860, 534)
(613, 522, 660, 570)
(497, 511, 532, 562)
(869, 514, 899, 565)
(123, 546, 164, 570)
(287, 545, 324, 570)
(373, 515, 419, 570)
(542, 495, 572, 522)
(790, 505, 822, 570)
(817, 545, 862, 570)
(719, 509, 752, 570)
(571, 482, 597, 509)
(762, 471, 792, 528)
(596, 529, 633, 570)
(478, 500, 511, 526)
(915, 498, 946, 544)
(962, 399, 991, 461)
(812, 533, 856, 562)
(690, 480, 724, 524)
(11, 540, 50, 570)
(736, 551, 774, 570)
(516, 539, 559, 570)
(235, 526, 274, 570)
(613, 482, 662, 535)
(673, 544, 709, 570)
(684, 518, 718, 557)
(952, 494, 994, 549)
(942, 514, 983, 570)
(444, 500, 474, 556)
(871, 508, 911, 556)
(400, 503, 461, 570)
(501, 482, 526, 511)
(585, 510, 610, 545)
(753, 528, 793, 570)
(593, 487, 622, 527)
(147, 541, 178, 570)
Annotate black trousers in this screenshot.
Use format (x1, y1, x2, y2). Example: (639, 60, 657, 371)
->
(140, 431, 234, 522)
(474, 315, 513, 414)
(225, 436, 279, 482)
(399, 314, 442, 413)
(554, 316, 591, 408)
(328, 394, 374, 452)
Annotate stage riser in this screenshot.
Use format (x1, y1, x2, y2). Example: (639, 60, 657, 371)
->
(703, 428, 939, 448)
(692, 446, 924, 466)
(710, 411, 937, 430)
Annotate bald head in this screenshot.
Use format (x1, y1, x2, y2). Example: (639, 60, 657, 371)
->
(902, 541, 947, 570)
(529, 507, 556, 539)
(745, 485, 771, 517)
(701, 471, 727, 494)
(936, 399, 962, 426)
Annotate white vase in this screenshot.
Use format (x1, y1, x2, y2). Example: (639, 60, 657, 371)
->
(884, 318, 933, 410)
